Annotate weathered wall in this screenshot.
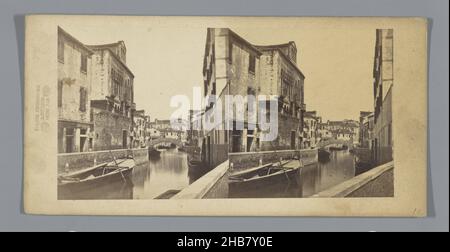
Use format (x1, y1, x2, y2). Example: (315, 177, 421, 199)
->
(57, 148, 148, 174)
(58, 34, 92, 123)
(90, 50, 109, 100)
(311, 161, 394, 198)
(353, 147, 373, 164)
(347, 168, 394, 197)
(173, 160, 229, 199)
(90, 49, 134, 104)
(203, 171, 229, 198)
(229, 149, 317, 171)
(92, 107, 132, 150)
(373, 29, 393, 166)
(259, 50, 304, 150)
(374, 87, 393, 165)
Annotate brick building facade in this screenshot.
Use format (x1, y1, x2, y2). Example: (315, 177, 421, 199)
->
(199, 28, 306, 168)
(57, 27, 94, 153)
(57, 27, 135, 152)
(373, 29, 393, 165)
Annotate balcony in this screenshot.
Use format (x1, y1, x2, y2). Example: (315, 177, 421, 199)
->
(299, 103, 306, 111)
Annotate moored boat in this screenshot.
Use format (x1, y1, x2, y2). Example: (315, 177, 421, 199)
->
(58, 158, 135, 198)
(154, 189, 181, 199)
(148, 146, 161, 157)
(318, 148, 331, 163)
(329, 143, 348, 151)
(228, 160, 302, 196)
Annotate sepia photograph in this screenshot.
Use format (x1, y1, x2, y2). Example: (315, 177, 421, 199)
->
(55, 22, 394, 200)
(23, 15, 428, 216)
(0, 0, 447, 233)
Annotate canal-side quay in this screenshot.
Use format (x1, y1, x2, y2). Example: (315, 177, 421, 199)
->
(57, 146, 392, 199)
(57, 148, 149, 174)
(173, 148, 393, 199)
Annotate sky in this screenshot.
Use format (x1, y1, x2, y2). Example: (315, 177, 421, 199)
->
(59, 17, 376, 122)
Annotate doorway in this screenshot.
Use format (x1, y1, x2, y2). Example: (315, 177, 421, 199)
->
(291, 131, 296, 149)
(207, 136, 211, 167)
(122, 130, 127, 149)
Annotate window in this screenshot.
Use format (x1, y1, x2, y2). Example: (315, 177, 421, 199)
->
(58, 80, 63, 107)
(228, 41, 233, 63)
(80, 54, 87, 73)
(58, 39, 64, 63)
(248, 54, 256, 74)
(265, 100, 271, 121)
(79, 87, 87, 112)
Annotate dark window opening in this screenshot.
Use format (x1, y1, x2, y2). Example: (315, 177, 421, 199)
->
(247, 87, 256, 96)
(228, 41, 233, 64)
(58, 39, 64, 63)
(247, 137, 253, 152)
(387, 123, 392, 146)
(248, 54, 256, 74)
(80, 137, 87, 152)
(80, 54, 87, 73)
(291, 131, 296, 149)
(65, 128, 74, 153)
(58, 81, 63, 107)
(79, 87, 87, 112)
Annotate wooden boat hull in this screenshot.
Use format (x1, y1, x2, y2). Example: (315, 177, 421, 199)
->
(318, 148, 331, 163)
(58, 159, 135, 199)
(228, 161, 302, 198)
(148, 147, 161, 157)
(154, 189, 181, 199)
(188, 158, 208, 172)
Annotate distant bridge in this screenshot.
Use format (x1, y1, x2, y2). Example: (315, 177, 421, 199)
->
(147, 138, 183, 147)
(316, 138, 353, 149)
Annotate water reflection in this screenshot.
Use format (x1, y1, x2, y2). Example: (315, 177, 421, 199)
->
(132, 149, 191, 199)
(58, 180, 134, 200)
(60, 149, 355, 199)
(300, 149, 355, 197)
(227, 149, 356, 198)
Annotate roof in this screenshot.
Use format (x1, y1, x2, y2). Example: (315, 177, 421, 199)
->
(86, 41, 126, 50)
(255, 42, 305, 79)
(58, 27, 94, 55)
(255, 41, 296, 52)
(304, 111, 318, 118)
(332, 129, 353, 135)
(86, 42, 134, 78)
(204, 28, 305, 79)
(160, 128, 184, 133)
(150, 119, 171, 124)
(227, 29, 263, 57)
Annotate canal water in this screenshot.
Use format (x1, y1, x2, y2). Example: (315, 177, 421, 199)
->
(60, 148, 356, 199)
(132, 148, 192, 199)
(300, 149, 356, 197)
(228, 149, 356, 198)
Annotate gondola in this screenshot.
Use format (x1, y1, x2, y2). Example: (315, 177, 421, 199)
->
(228, 160, 302, 194)
(329, 144, 347, 151)
(187, 156, 207, 172)
(148, 146, 161, 157)
(154, 189, 181, 199)
(318, 148, 331, 162)
(58, 158, 135, 196)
